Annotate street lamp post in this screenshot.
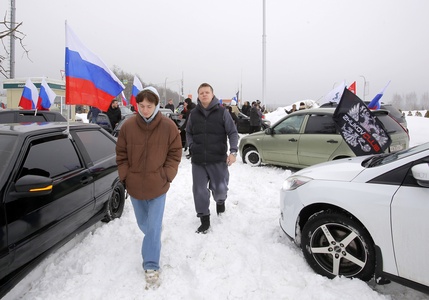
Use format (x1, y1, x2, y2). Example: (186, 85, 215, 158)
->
(360, 75, 367, 101)
(164, 77, 168, 107)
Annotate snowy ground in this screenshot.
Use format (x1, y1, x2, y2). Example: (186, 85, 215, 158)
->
(4, 113, 429, 300)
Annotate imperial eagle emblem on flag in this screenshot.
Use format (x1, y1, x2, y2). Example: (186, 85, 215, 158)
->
(333, 88, 391, 156)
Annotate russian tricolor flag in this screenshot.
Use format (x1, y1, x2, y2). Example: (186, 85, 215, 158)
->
(121, 91, 128, 106)
(65, 23, 124, 112)
(130, 75, 143, 111)
(368, 81, 391, 110)
(37, 78, 57, 110)
(19, 78, 38, 109)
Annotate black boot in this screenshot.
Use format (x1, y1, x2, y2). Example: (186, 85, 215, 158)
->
(216, 203, 225, 215)
(196, 215, 210, 234)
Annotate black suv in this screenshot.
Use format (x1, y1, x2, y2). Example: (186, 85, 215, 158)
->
(0, 122, 125, 297)
(0, 109, 67, 123)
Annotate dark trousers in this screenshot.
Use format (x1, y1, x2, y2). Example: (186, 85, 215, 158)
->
(192, 162, 229, 217)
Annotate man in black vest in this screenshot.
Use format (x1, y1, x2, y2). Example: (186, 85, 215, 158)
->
(186, 83, 239, 234)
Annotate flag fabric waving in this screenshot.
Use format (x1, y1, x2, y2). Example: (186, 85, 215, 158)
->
(332, 88, 391, 156)
(319, 81, 346, 106)
(121, 91, 128, 106)
(348, 81, 356, 94)
(19, 78, 39, 109)
(37, 78, 57, 110)
(65, 23, 124, 112)
(130, 75, 143, 111)
(367, 80, 391, 110)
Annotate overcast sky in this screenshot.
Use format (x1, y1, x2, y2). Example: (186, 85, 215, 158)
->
(2, 0, 429, 107)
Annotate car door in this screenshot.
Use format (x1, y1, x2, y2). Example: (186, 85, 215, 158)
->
(298, 114, 343, 167)
(72, 129, 118, 213)
(261, 114, 305, 165)
(390, 157, 429, 287)
(5, 133, 94, 274)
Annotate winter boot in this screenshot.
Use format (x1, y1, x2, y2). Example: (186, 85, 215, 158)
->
(216, 203, 225, 215)
(145, 269, 160, 290)
(196, 215, 210, 234)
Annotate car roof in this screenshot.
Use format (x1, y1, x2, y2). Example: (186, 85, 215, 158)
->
(0, 122, 99, 135)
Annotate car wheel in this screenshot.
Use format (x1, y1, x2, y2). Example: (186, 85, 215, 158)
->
(243, 147, 261, 166)
(102, 181, 126, 222)
(301, 210, 375, 281)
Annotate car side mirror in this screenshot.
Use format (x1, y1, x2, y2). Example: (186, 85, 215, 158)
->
(8, 175, 54, 201)
(265, 128, 273, 135)
(411, 163, 429, 188)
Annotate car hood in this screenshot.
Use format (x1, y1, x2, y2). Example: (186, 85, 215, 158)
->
(294, 156, 369, 182)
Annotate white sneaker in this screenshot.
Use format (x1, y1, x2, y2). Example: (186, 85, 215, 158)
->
(145, 269, 160, 290)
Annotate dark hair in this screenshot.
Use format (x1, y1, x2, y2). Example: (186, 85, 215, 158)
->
(184, 98, 192, 105)
(198, 83, 213, 93)
(136, 90, 159, 105)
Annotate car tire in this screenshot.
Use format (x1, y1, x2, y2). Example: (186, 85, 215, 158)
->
(301, 210, 375, 281)
(102, 181, 126, 222)
(243, 147, 261, 166)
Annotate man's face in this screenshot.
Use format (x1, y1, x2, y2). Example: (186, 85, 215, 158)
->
(138, 99, 156, 118)
(198, 86, 213, 108)
(112, 101, 119, 108)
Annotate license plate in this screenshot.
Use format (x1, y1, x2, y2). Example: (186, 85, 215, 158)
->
(390, 144, 404, 152)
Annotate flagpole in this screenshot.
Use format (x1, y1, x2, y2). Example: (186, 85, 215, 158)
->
(262, 0, 266, 107)
(360, 75, 367, 101)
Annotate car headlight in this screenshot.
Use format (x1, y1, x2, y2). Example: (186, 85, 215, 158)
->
(282, 175, 312, 191)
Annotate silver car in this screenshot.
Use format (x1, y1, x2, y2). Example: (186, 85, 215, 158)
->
(239, 108, 409, 169)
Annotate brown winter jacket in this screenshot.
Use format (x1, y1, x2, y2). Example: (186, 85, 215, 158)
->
(116, 112, 182, 200)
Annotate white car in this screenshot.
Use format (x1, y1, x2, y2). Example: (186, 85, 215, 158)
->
(279, 142, 429, 293)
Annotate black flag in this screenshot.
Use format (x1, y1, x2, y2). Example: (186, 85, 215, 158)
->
(332, 88, 392, 156)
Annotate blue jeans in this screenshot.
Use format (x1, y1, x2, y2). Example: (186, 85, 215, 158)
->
(130, 194, 166, 271)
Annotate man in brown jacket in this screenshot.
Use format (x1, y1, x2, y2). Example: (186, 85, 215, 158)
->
(116, 86, 182, 290)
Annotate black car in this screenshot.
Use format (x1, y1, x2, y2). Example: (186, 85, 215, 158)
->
(0, 109, 67, 123)
(236, 112, 271, 134)
(0, 122, 126, 297)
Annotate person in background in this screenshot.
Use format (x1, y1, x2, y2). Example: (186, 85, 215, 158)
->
(256, 100, 265, 114)
(87, 106, 100, 123)
(165, 99, 175, 112)
(230, 99, 240, 116)
(299, 102, 306, 110)
(116, 86, 182, 290)
(186, 83, 239, 234)
(106, 99, 122, 130)
(285, 104, 297, 114)
(249, 101, 262, 134)
(227, 106, 238, 126)
(241, 101, 251, 116)
(180, 98, 196, 157)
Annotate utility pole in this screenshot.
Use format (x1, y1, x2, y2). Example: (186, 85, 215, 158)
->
(10, 0, 16, 78)
(262, 0, 266, 107)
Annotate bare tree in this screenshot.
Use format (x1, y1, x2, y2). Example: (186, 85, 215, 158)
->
(1, 11, 29, 78)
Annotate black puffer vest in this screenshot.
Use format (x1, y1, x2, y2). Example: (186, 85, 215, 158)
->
(190, 105, 227, 164)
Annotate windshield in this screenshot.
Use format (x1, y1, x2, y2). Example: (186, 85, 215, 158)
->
(364, 142, 429, 167)
(0, 135, 18, 175)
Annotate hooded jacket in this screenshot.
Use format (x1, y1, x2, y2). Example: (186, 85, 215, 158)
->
(116, 112, 182, 200)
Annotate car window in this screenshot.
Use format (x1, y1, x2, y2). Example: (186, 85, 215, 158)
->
(75, 130, 116, 164)
(273, 115, 305, 134)
(0, 135, 17, 175)
(20, 136, 82, 178)
(376, 115, 403, 134)
(304, 114, 337, 134)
